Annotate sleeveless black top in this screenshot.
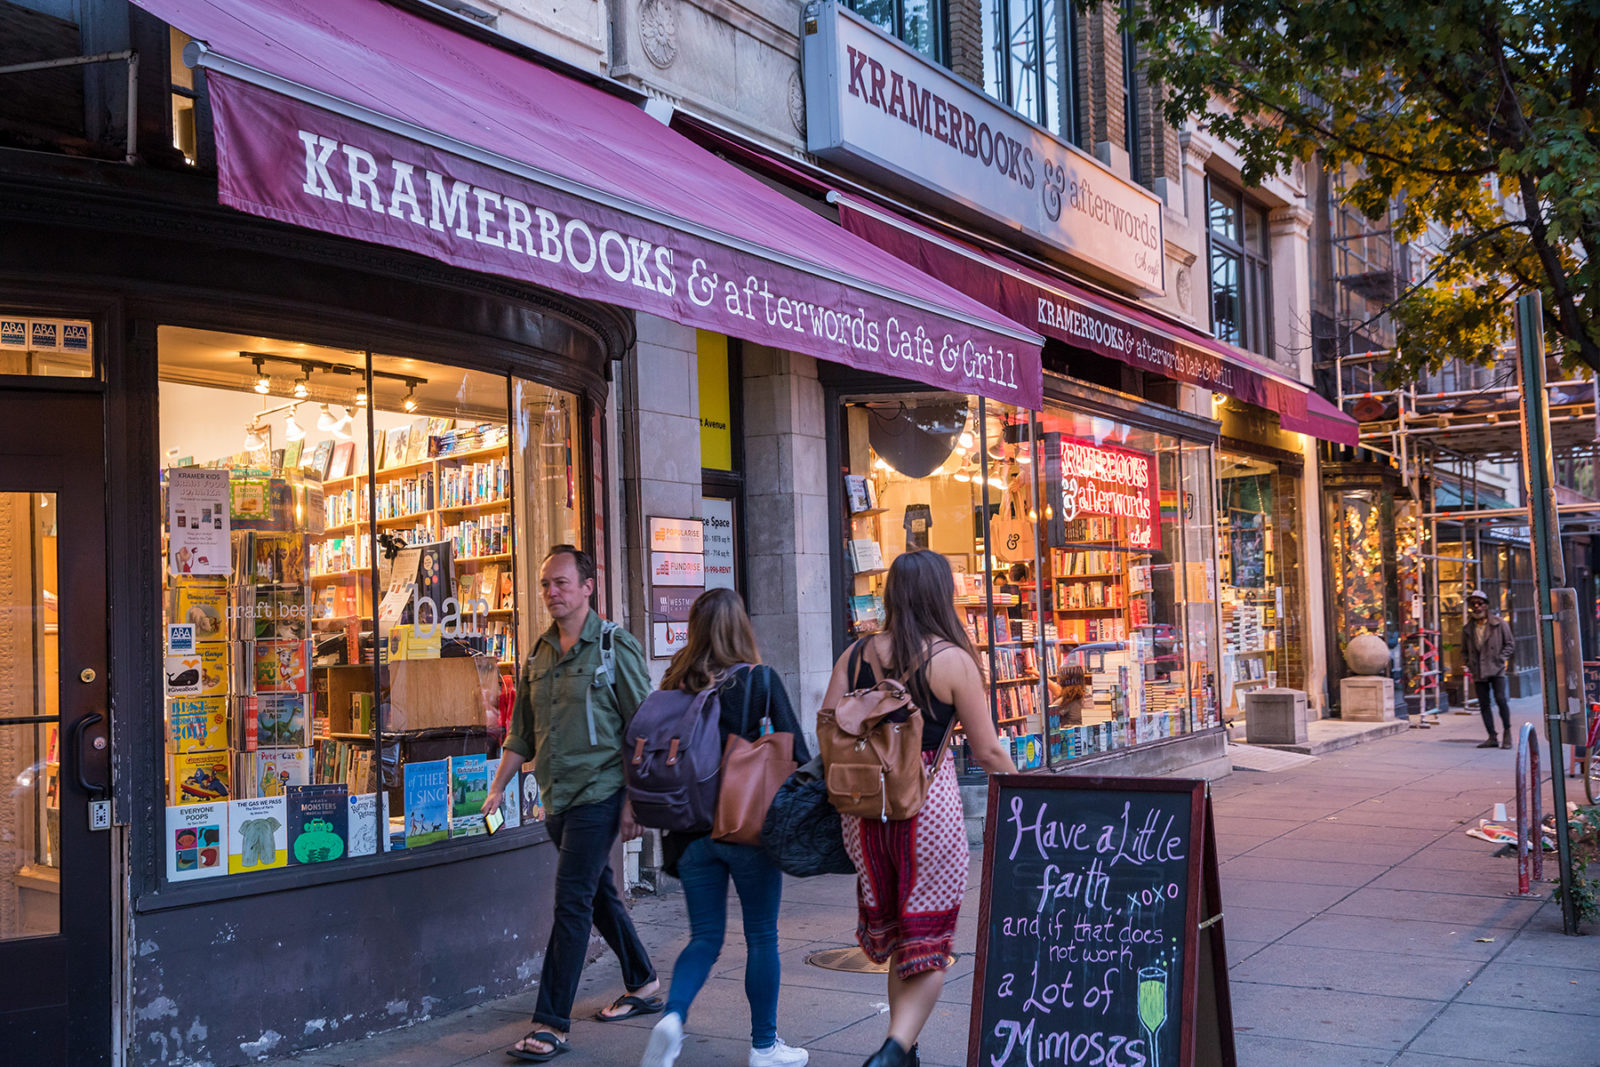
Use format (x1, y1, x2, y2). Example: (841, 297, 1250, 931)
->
(847, 637, 959, 750)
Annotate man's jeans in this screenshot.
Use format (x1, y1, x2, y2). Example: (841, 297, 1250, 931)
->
(664, 836, 784, 1050)
(531, 788, 655, 1032)
(1475, 674, 1511, 738)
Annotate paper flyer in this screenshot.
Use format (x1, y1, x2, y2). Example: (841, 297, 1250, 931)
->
(168, 468, 232, 576)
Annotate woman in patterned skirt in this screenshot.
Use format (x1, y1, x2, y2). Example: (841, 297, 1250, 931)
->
(820, 550, 1018, 1067)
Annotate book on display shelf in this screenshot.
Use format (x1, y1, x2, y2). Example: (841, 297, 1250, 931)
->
(287, 783, 349, 864)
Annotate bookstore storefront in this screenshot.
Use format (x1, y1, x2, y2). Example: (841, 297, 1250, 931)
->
(833, 375, 1223, 774)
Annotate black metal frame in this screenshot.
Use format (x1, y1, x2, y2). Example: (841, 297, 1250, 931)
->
(1204, 176, 1273, 359)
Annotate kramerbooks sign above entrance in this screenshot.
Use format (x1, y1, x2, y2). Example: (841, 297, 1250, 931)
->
(803, 3, 1165, 295)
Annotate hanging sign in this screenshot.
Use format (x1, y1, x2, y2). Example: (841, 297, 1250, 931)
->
(1045, 434, 1162, 551)
(969, 776, 1235, 1067)
(648, 517, 706, 656)
(168, 468, 233, 575)
(649, 516, 705, 554)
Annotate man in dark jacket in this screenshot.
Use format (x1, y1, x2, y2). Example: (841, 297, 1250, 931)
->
(1462, 589, 1516, 748)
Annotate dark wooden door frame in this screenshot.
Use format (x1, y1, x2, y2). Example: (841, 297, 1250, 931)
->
(0, 389, 113, 1066)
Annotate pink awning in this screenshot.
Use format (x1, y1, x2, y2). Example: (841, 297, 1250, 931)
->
(835, 194, 1360, 440)
(130, 0, 1043, 408)
(1278, 389, 1360, 447)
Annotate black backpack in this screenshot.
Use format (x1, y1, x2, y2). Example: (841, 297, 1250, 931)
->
(760, 756, 855, 877)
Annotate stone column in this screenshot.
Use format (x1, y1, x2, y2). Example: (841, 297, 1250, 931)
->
(741, 345, 833, 743)
(1268, 204, 1315, 382)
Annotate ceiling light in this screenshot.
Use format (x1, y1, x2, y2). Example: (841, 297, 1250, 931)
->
(316, 404, 337, 431)
(253, 357, 270, 394)
(284, 409, 305, 442)
(244, 422, 265, 450)
(402, 386, 418, 413)
(332, 407, 353, 438)
(292, 373, 309, 399)
(953, 470, 971, 483)
(355, 388, 368, 406)
(958, 431, 974, 449)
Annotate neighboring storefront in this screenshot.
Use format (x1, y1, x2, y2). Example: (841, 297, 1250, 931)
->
(0, 2, 1044, 1064)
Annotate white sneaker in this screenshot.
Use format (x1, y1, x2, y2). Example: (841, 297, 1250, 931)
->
(640, 1012, 684, 1067)
(749, 1037, 809, 1067)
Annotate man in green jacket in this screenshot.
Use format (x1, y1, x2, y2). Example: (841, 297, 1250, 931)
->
(485, 545, 659, 1061)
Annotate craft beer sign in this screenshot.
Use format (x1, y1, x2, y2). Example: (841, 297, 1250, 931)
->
(803, 3, 1165, 294)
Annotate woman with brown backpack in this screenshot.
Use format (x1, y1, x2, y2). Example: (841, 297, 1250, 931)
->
(819, 550, 1017, 1067)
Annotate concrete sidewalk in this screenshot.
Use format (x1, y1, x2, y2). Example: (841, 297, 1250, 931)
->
(263, 705, 1599, 1067)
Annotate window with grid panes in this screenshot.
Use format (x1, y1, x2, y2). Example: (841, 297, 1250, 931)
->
(847, 0, 947, 65)
(1206, 178, 1272, 357)
(981, 0, 1080, 142)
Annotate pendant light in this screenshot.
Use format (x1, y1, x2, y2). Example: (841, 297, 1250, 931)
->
(284, 407, 306, 442)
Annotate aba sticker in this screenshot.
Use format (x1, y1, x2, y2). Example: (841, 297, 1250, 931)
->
(0, 318, 25, 349)
(60, 321, 91, 353)
(29, 320, 60, 351)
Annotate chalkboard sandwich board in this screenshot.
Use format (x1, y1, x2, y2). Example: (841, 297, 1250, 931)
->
(968, 775, 1235, 1067)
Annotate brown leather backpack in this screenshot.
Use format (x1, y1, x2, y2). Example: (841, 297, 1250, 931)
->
(817, 639, 955, 822)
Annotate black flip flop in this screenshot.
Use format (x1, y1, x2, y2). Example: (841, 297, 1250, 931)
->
(507, 1030, 569, 1062)
(593, 993, 665, 1021)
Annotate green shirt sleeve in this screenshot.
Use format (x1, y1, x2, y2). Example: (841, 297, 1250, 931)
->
(610, 626, 652, 728)
(504, 658, 536, 760)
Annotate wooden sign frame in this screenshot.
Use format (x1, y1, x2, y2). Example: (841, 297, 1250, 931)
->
(967, 774, 1236, 1067)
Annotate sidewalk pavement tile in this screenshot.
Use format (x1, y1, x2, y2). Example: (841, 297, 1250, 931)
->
(1278, 914, 1511, 960)
(1389, 1055, 1518, 1066)
(1327, 886, 1545, 928)
(1287, 822, 1445, 848)
(1205, 815, 1309, 837)
(1218, 855, 1389, 887)
(1228, 943, 1481, 999)
(1215, 905, 1315, 942)
(1215, 877, 1353, 912)
(1406, 1001, 1599, 1066)
(1232, 1032, 1393, 1067)
(1497, 920, 1600, 971)
(1401, 843, 1522, 872)
(1455, 961, 1600, 1014)
(1240, 836, 1424, 865)
(1221, 938, 1269, 963)
(1368, 863, 1524, 897)
(1225, 982, 1446, 1049)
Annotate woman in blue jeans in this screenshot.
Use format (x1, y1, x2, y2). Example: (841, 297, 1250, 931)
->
(641, 588, 812, 1067)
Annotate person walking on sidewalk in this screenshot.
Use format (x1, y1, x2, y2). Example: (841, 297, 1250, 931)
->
(1462, 588, 1517, 749)
(640, 588, 812, 1067)
(821, 551, 1017, 1067)
(485, 545, 661, 1062)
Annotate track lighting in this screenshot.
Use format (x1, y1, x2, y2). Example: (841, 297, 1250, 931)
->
(284, 408, 305, 442)
(317, 404, 337, 431)
(292, 372, 309, 399)
(244, 422, 265, 450)
(355, 388, 368, 406)
(253, 357, 270, 395)
(402, 386, 418, 413)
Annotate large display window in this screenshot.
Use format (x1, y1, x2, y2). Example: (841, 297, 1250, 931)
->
(837, 392, 1219, 771)
(156, 326, 589, 882)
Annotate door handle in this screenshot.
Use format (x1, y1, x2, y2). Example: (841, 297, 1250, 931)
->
(72, 712, 107, 796)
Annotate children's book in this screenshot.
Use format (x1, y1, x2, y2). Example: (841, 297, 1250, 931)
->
(499, 567, 515, 612)
(404, 418, 430, 465)
(412, 541, 454, 620)
(404, 759, 449, 847)
(171, 579, 228, 642)
(165, 801, 228, 881)
(288, 783, 349, 864)
(250, 694, 312, 748)
(282, 439, 305, 471)
(474, 564, 502, 612)
(246, 589, 310, 641)
(309, 439, 335, 480)
(327, 441, 355, 480)
(167, 697, 228, 753)
(519, 769, 545, 823)
(230, 477, 270, 522)
(252, 533, 307, 585)
(252, 640, 310, 693)
(347, 791, 382, 857)
(384, 427, 409, 470)
(227, 795, 288, 873)
(488, 758, 522, 829)
(250, 747, 312, 798)
(171, 751, 231, 805)
(448, 754, 490, 838)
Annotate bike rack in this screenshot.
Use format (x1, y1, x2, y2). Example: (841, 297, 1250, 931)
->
(1515, 721, 1544, 895)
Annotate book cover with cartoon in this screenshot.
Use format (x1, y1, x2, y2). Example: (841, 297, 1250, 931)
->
(250, 694, 311, 748)
(447, 754, 490, 838)
(519, 769, 545, 823)
(288, 783, 348, 864)
(404, 759, 449, 848)
(347, 792, 382, 858)
(167, 697, 228, 754)
(250, 747, 311, 798)
(252, 639, 310, 693)
(226, 795, 287, 873)
(487, 758, 521, 829)
(171, 578, 228, 642)
(170, 751, 231, 805)
(166, 801, 228, 881)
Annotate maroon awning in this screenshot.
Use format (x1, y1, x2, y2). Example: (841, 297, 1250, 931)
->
(131, 0, 1043, 408)
(835, 194, 1360, 441)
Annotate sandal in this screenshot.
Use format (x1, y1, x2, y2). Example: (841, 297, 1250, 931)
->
(508, 1029, 569, 1062)
(594, 992, 665, 1021)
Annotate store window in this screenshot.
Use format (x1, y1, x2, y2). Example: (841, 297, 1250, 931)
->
(1206, 178, 1271, 357)
(169, 27, 199, 165)
(847, 0, 946, 64)
(838, 393, 1218, 771)
(0, 310, 95, 377)
(1215, 450, 1306, 715)
(157, 326, 589, 882)
(982, 0, 1079, 143)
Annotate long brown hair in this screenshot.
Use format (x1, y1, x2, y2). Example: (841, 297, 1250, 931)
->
(879, 550, 979, 677)
(661, 587, 762, 692)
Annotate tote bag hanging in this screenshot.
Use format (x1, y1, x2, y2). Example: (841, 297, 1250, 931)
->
(990, 480, 1036, 564)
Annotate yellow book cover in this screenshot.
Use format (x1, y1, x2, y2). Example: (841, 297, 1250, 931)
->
(167, 697, 229, 754)
(171, 579, 228, 643)
(170, 750, 231, 805)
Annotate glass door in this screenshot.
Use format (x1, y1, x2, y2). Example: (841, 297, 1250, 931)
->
(0, 391, 112, 1065)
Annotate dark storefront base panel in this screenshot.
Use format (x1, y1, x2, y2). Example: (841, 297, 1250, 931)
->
(131, 841, 558, 1067)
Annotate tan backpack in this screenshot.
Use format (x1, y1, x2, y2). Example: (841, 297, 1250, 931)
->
(816, 639, 955, 822)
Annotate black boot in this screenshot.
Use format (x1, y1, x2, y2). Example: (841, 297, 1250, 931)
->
(863, 1038, 913, 1067)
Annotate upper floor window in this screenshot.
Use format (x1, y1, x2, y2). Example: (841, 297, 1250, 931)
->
(1121, 0, 1140, 183)
(982, 0, 1079, 142)
(1206, 178, 1272, 357)
(848, 0, 947, 64)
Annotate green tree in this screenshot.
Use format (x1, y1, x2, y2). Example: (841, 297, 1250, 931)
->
(1122, 0, 1600, 380)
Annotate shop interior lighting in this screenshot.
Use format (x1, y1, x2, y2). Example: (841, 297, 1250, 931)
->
(243, 422, 266, 450)
(355, 387, 368, 406)
(316, 404, 338, 431)
(958, 430, 974, 449)
(252, 357, 270, 394)
(402, 385, 418, 413)
(283, 406, 306, 442)
(292, 370, 310, 399)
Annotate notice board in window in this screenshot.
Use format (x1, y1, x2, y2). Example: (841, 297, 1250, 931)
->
(969, 775, 1234, 1067)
